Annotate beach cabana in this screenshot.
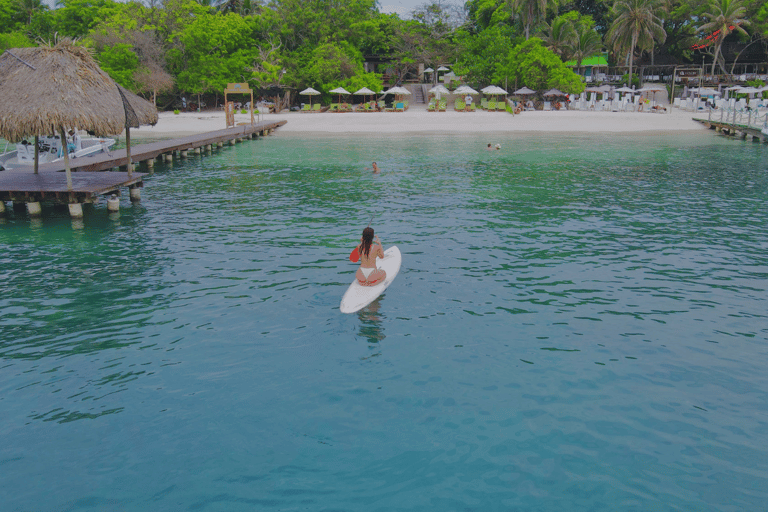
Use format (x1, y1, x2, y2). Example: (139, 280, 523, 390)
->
(299, 87, 320, 111)
(0, 39, 157, 189)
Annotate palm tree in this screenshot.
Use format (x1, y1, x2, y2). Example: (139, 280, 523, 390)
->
(510, 0, 556, 40)
(606, 0, 667, 86)
(14, 0, 47, 25)
(541, 16, 577, 60)
(570, 24, 604, 76)
(698, 0, 750, 76)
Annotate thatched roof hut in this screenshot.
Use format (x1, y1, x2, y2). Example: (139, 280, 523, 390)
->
(0, 39, 157, 187)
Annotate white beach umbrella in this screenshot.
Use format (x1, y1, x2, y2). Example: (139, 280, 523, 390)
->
(513, 87, 536, 95)
(454, 85, 479, 95)
(428, 85, 450, 95)
(328, 86, 351, 106)
(423, 67, 434, 73)
(615, 86, 634, 93)
(437, 66, 449, 72)
(385, 86, 411, 96)
(353, 87, 376, 107)
(694, 87, 720, 96)
(300, 87, 320, 108)
(481, 85, 508, 95)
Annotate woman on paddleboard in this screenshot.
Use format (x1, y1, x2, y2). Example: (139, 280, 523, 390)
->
(356, 227, 386, 286)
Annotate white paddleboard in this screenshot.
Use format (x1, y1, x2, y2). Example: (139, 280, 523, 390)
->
(340, 246, 402, 314)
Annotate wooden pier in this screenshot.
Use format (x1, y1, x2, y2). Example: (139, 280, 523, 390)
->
(0, 119, 286, 217)
(693, 118, 768, 143)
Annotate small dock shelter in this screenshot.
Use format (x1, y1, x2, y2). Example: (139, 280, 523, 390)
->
(0, 39, 157, 218)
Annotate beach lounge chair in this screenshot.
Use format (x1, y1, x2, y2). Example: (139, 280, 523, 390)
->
(481, 98, 488, 110)
(395, 102, 404, 112)
(454, 99, 465, 111)
(487, 100, 496, 110)
(301, 104, 311, 112)
(469, 103, 476, 111)
(427, 100, 436, 112)
(312, 104, 321, 112)
(543, 101, 551, 111)
(438, 100, 447, 111)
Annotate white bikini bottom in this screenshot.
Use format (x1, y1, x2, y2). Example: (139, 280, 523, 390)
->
(360, 267, 376, 278)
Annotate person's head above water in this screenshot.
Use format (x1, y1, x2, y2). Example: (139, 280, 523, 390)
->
(360, 226, 375, 256)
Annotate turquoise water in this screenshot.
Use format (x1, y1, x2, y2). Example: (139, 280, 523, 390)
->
(1, 132, 767, 510)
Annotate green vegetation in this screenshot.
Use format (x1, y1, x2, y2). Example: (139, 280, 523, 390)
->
(1, 0, 766, 107)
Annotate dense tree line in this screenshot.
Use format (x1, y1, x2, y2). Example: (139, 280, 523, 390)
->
(1, 0, 766, 108)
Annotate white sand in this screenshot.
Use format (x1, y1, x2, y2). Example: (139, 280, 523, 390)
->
(129, 107, 706, 138)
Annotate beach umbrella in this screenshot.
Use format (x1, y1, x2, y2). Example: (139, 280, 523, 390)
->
(694, 87, 720, 97)
(353, 87, 375, 107)
(300, 87, 320, 109)
(638, 84, 665, 102)
(329, 86, 351, 106)
(0, 38, 157, 186)
(428, 84, 450, 104)
(543, 88, 565, 97)
(437, 66, 449, 71)
(454, 85, 479, 95)
(428, 85, 450, 95)
(481, 85, 508, 104)
(615, 86, 634, 93)
(513, 87, 536, 95)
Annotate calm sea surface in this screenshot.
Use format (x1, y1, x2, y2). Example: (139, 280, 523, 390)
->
(1, 131, 767, 511)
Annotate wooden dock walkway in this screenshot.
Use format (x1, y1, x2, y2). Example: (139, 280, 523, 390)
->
(0, 119, 286, 215)
(693, 118, 768, 143)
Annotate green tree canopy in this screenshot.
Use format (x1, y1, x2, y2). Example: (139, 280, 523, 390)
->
(496, 36, 585, 92)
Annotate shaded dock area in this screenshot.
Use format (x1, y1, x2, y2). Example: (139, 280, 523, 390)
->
(0, 119, 286, 218)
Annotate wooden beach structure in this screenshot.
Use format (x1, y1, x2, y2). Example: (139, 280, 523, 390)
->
(0, 120, 286, 216)
(0, 40, 286, 220)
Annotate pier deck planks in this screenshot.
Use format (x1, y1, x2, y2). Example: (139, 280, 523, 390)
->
(0, 119, 286, 203)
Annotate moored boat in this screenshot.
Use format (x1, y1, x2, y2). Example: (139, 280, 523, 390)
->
(0, 132, 115, 171)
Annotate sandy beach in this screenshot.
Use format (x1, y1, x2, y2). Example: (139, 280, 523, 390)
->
(130, 106, 706, 138)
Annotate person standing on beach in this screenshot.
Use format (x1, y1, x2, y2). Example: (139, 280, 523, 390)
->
(465, 94, 473, 111)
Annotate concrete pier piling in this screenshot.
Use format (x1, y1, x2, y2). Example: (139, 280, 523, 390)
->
(107, 194, 120, 212)
(27, 202, 42, 216)
(129, 186, 141, 202)
(68, 203, 83, 218)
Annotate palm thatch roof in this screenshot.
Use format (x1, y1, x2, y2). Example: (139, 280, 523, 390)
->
(0, 39, 157, 142)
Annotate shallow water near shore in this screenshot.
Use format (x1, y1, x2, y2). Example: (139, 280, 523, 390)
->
(1, 132, 767, 511)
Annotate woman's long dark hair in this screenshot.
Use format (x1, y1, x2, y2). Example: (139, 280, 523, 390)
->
(360, 227, 374, 257)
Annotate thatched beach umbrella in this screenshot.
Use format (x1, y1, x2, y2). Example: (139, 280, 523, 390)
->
(0, 39, 157, 189)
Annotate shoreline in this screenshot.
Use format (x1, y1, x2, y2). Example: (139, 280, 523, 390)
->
(128, 108, 707, 139)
